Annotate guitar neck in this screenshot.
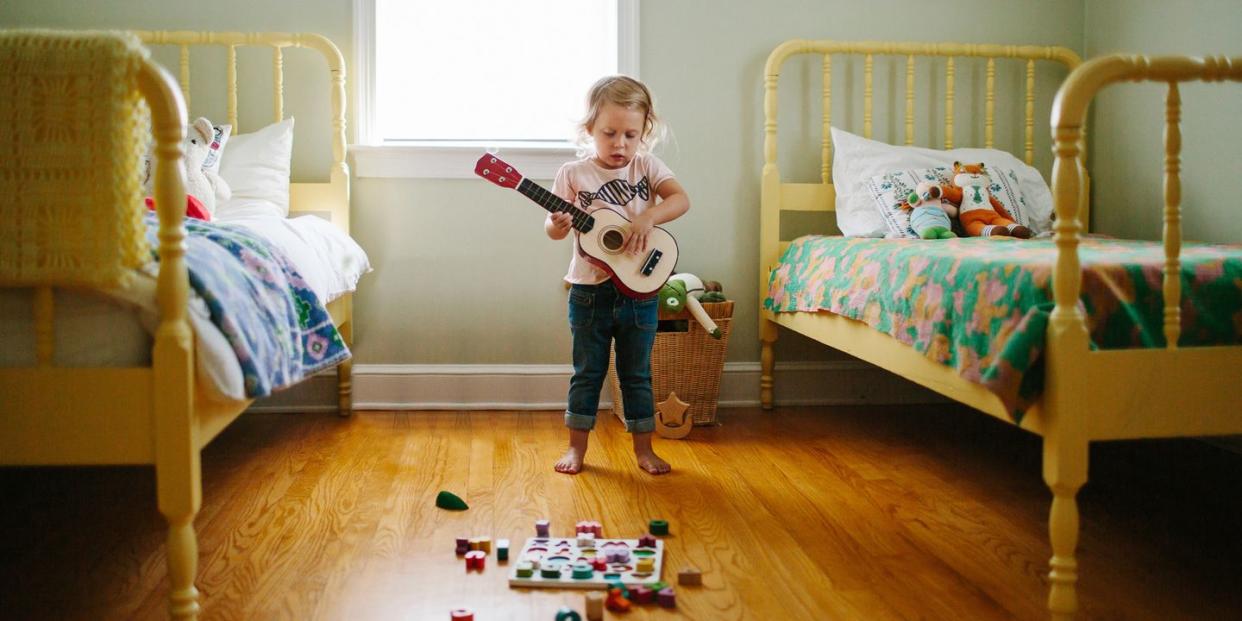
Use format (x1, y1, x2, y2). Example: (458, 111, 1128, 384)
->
(516, 178, 594, 233)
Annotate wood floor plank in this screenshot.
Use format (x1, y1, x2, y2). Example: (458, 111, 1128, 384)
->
(1, 406, 1240, 620)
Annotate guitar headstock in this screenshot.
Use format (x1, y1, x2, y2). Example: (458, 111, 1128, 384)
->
(474, 154, 523, 189)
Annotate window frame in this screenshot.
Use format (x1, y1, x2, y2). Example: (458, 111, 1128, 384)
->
(351, 0, 639, 179)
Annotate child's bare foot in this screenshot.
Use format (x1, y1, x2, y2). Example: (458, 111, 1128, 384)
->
(555, 428, 590, 474)
(633, 432, 671, 475)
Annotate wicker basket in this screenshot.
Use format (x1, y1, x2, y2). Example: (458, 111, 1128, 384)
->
(608, 300, 733, 427)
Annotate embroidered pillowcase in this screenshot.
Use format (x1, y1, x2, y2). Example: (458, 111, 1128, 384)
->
(866, 165, 1034, 239)
(830, 127, 1054, 237)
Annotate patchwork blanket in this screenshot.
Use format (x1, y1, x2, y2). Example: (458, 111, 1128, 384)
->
(764, 236, 1242, 421)
(144, 213, 350, 398)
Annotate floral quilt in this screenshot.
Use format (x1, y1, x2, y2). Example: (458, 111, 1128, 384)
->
(764, 236, 1242, 421)
(143, 213, 350, 398)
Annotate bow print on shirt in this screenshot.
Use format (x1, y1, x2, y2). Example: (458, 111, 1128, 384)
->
(577, 176, 651, 208)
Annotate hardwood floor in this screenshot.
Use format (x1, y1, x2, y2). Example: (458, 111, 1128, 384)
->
(1, 406, 1239, 620)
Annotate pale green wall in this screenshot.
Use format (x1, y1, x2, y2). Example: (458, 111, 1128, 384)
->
(2, 0, 1086, 368)
(1083, 0, 1242, 243)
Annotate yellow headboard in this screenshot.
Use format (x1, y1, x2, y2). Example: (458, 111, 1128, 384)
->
(759, 40, 1082, 309)
(135, 31, 351, 234)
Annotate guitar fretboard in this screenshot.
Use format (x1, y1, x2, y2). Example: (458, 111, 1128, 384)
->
(517, 179, 595, 233)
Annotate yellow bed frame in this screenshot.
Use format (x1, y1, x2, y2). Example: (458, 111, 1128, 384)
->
(758, 40, 1242, 620)
(0, 31, 352, 620)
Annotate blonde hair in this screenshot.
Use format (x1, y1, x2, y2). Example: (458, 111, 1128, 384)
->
(577, 75, 664, 151)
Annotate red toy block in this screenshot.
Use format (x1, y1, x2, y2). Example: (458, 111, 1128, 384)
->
(630, 585, 654, 604)
(605, 587, 632, 612)
(465, 550, 486, 571)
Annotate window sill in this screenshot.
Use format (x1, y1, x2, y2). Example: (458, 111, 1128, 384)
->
(350, 141, 580, 180)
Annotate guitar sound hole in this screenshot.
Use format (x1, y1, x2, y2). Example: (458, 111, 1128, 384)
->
(602, 229, 625, 252)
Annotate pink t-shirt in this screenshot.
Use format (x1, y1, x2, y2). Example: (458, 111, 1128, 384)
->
(550, 152, 676, 284)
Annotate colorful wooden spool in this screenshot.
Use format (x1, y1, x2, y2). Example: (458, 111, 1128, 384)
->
(572, 561, 594, 580)
(464, 550, 486, 571)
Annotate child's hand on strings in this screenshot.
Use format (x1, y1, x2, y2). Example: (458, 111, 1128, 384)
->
(625, 213, 654, 255)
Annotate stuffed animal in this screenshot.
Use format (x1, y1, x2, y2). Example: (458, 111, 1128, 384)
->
(941, 162, 1030, 238)
(902, 181, 957, 239)
(659, 273, 722, 339)
(186, 117, 230, 216)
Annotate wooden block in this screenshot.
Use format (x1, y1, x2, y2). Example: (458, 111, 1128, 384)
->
(450, 608, 474, 620)
(630, 585, 654, 604)
(678, 566, 702, 585)
(465, 550, 486, 571)
(576, 533, 595, 547)
(497, 538, 509, 561)
(635, 557, 655, 573)
(477, 536, 491, 554)
(637, 534, 657, 548)
(584, 592, 604, 621)
(468, 537, 481, 551)
(515, 561, 534, 578)
(648, 519, 669, 535)
(657, 586, 676, 608)
(605, 588, 632, 612)
(535, 519, 550, 537)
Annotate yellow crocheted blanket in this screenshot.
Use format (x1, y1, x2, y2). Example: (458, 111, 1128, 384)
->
(0, 30, 152, 287)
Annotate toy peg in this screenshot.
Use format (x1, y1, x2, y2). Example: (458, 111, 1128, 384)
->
(535, 519, 550, 537)
(637, 534, 657, 548)
(648, 519, 670, 536)
(635, 557, 655, 573)
(497, 538, 510, 562)
(464, 550, 486, 571)
(678, 566, 702, 586)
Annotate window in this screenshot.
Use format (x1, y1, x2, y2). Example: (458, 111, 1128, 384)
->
(352, 0, 638, 179)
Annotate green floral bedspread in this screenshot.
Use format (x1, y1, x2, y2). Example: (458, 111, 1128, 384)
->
(763, 236, 1242, 421)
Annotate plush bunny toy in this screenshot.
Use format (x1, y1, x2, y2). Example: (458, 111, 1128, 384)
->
(902, 181, 957, 239)
(185, 117, 230, 216)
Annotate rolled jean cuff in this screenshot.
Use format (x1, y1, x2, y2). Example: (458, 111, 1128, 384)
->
(624, 416, 655, 434)
(564, 411, 597, 431)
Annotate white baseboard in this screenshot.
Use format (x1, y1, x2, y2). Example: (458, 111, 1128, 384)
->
(248, 361, 944, 412)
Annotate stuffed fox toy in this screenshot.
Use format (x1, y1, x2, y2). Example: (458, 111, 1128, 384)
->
(941, 162, 1031, 238)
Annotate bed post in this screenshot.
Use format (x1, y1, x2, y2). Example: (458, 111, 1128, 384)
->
(759, 43, 802, 410)
(1044, 58, 1102, 620)
(140, 61, 203, 621)
(337, 293, 354, 415)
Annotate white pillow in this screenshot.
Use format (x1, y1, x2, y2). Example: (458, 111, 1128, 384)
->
(830, 127, 1054, 237)
(218, 117, 294, 219)
(866, 165, 1034, 239)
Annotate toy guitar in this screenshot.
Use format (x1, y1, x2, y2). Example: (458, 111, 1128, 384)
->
(474, 153, 678, 298)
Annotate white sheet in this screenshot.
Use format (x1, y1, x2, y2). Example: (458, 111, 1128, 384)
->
(0, 215, 369, 402)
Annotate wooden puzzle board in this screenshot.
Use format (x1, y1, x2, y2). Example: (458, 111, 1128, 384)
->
(507, 537, 665, 589)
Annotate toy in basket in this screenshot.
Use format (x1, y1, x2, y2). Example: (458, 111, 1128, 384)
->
(609, 274, 732, 436)
(508, 536, 665, 589)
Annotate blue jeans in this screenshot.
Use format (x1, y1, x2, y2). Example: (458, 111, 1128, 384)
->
(565, 282, 657, 433)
